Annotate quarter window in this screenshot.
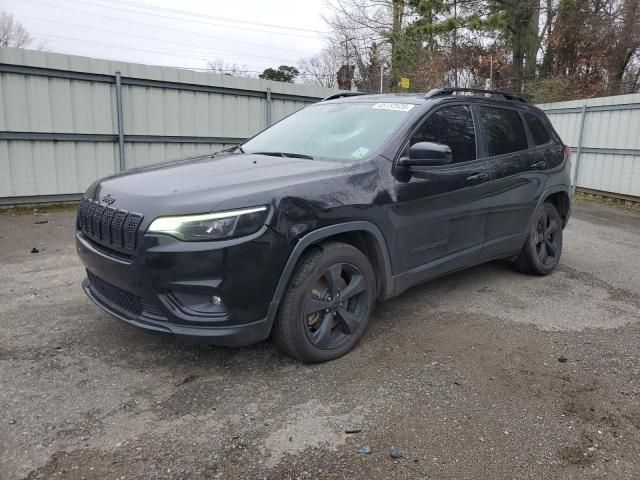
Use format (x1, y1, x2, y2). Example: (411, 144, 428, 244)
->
(523, 112, 551, 145)
(411, 105, 476, 163)
(479, 107, 528, 156)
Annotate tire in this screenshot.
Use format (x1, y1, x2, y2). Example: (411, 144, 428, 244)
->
(513, 202, 563, 275)
(272, 241, 376, 363)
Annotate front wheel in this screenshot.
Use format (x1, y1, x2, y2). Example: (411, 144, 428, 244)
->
(273, 242, 376, 363)
(513, 202, 563, 275)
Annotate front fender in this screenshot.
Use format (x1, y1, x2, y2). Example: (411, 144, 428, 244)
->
(265, 221, 394, 327)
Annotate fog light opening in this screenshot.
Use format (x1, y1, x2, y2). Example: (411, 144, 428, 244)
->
(211, 295, 222, 306)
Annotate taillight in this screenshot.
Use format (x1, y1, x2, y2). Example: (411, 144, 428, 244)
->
(565, 145, 575, 192)
(564, 146, 572, 161)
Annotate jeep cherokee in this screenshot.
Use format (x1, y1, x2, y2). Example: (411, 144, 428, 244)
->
(76, 87, 572, 363)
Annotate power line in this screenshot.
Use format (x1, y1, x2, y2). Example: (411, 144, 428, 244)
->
(30, 32, 337, 77)
(37, 0, 326, 40)
(79, 0, 330, 35)
(30, 32, 263, 68)
(22, 15, 304, 64)
(19, 1, 315, 56)
(188, 67, 337, 78)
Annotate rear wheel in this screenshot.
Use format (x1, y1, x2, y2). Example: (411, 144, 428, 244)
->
(514, 202, 563, 275)
(273, 242, 376, 363)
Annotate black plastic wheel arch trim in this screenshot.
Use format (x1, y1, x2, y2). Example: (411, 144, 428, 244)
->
(265, 221, 394, 328)
(530, 185, 572, 232)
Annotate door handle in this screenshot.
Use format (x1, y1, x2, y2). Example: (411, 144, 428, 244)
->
(531, 160, 547, 169)
(466, 172, 489, 182)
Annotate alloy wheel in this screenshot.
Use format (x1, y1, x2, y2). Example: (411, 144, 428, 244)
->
(535, 209, 560, 265)
(304, 263, 368, 349)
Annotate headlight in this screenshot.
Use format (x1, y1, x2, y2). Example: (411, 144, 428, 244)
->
(147, 206, 269, 241)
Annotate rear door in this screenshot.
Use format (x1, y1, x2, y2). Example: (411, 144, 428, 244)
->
(522, 111, 566, 172)
(477, 105, 550, 260)
(391, 103, 492, 285)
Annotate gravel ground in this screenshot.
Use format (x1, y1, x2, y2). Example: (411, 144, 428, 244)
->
(1, 199, 639, 480)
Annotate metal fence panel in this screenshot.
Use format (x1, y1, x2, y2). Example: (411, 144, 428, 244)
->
(0, 48, 340, 203)
(124, 142, 236, 169)
(0, 140, 117, 197)
(5, 46, 638, 203)
(539, 93, 640, 198)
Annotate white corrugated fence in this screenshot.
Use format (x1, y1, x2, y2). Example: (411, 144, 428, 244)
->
(538, 94, 640, 199)
(1, 47, 639, 203)
(0, 48, 341, 204)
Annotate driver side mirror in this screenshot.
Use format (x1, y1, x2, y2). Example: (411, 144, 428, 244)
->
(399, 142, 452, 167)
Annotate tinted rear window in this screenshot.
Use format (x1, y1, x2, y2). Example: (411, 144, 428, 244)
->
(479, 107, 528, 156)
(523, 112, 551, 145)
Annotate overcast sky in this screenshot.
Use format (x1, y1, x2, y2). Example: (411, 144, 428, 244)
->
(3, 0, 330, 75)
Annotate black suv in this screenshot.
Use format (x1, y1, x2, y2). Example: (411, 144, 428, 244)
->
(76, 88, 571, 362)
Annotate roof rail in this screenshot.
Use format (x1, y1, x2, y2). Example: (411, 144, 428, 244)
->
(425, 87, 527, 103)
(320, 91, 368, 102)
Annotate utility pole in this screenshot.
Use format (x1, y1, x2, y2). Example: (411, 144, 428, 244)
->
(380, 63, 384, 93)
(340, 36, 355, 91)
(453, 0, 458, 88)
(489, 54, 493, 89)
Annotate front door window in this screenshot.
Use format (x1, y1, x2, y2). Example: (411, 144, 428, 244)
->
(411, 105, 476, 163)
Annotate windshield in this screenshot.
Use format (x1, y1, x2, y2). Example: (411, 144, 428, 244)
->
(241, 102, 418, 161)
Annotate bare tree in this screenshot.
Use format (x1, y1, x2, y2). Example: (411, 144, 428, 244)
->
(1, 12, 33, 48)
(324, 0, 403, 90)
(607, 0, 640, 94)
(206, 59, 251, 77)
(298, 46, 343, 88)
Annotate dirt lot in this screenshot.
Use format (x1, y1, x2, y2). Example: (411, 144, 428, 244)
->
(1, 199, 639, 480)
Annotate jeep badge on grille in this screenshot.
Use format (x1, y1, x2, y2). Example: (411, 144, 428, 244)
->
(100, 194, 116, 205)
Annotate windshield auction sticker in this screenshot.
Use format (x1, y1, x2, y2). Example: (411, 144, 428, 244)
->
(372, 103, 416, 112)
(352, 147, 370, 159)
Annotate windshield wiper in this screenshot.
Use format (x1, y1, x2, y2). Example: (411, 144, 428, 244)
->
(252, 151, 314, 160)
(216, 145, 244, 155)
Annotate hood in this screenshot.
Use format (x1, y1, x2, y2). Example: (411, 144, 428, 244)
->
(87, 152, 353, 216)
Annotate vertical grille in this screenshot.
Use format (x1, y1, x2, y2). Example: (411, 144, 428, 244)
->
(123, 214, 143, 250)
(77, 197, 89, 230)
(110, 210, 128, 248)
(85, 201, 98, 236)
(91, 204, 106, 239)
(100, 207, 117, 243)
(77, 197, 143, 251)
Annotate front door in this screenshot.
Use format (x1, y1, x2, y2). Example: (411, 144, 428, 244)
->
(391, 104, 492, 288)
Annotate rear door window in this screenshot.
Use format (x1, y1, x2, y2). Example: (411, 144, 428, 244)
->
(479, 107, 528, 156)
(411, 105, 476, 163)
(523, 112, 551, 145)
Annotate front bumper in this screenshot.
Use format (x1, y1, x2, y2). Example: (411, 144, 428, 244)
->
(76, 225, 289, 346)
(82, 277, 272, 346)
